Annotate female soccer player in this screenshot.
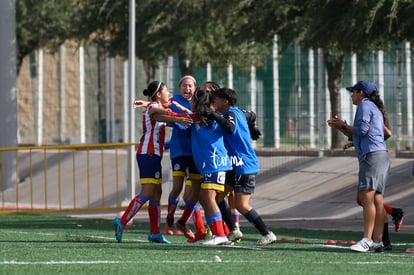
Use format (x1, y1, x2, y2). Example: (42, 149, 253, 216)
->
(113, 81, 192, 244)
(210, 87, 277, 246)
(188, 88, 232, 245)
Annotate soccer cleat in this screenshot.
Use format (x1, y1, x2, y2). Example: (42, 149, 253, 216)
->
(173, 229, 183, 235)
(162, 226, 174, 235)
(235, 223, 241, 232)
(383, 243, 392, 251)
(350, 238, 373, 253)
(256, 231, 277, 246)
(205, 226, 212, 237)
(175, 221, 195, 239)
(228, 229, 243, 242)
(113, 217, 124, 243)
(201, 235, 232, 246)
(371, 241, 385, 253)
(148, 233, 171, 244)
(187, 231, 206, 243)
(391, 208, 404, 232)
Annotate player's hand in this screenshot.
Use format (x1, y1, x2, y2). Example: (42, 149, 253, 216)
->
(177, 116, 193, 127)
(249, 125, 262, 140)
(133, 100, 148, 108)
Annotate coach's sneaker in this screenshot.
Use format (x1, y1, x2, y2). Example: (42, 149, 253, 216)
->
(391, 208, 404, 232)
(350, 238, 373, 252)
(228, 229, 243, 242)
(201, 235, 232, 246)
(256, 231, 277, 246)
(113, 217, 124, 243)
(148, 233, 171, 244)
(370, 241, 385, 253)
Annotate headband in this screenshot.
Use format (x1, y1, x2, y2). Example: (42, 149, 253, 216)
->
(151, 81, 162, 98)
(178, 75, 196, 86)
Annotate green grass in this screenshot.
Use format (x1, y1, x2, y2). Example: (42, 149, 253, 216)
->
(0, 214, 413, 275)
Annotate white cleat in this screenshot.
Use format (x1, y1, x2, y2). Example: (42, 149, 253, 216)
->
(256, 231, 277, 246)
(201, 235, 233, 246)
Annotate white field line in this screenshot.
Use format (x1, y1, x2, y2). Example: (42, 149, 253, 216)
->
(1, 259, 413, 265)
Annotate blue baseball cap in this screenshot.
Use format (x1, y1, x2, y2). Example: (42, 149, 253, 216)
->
(346, 80, 378, 96)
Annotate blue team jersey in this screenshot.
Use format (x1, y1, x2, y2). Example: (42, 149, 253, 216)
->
(191, 119, 232, 175)
(223, 107, 259, 175)
(169, 94, 192, 158)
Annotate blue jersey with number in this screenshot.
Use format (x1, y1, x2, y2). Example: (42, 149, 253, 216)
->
(222, 107, 259, 175)
(169, 94, 192, 158)
(191, 119, 232, 175)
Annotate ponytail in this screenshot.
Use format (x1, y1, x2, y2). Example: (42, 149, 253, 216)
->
(369, 91, 391, 129)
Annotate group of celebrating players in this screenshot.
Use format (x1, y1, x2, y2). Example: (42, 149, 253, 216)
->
(113, 75, 276, 246)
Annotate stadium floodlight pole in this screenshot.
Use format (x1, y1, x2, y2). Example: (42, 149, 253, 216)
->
(127, 0, 136, 199)
(0, 0, 18, 189)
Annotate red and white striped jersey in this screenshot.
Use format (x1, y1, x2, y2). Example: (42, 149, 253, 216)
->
(137, 102, 167, 157)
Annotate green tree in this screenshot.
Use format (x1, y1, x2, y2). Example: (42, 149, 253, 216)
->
(235, 0, 414, 149)
(80, 0, 269, 82)
(16, 0, 82, 74)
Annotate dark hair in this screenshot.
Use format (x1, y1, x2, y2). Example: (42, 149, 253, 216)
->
(212, 88, 238, 106)
(368, 91, 391, 129)
(200, 81, 220, 92)
(143, 81, 165, 100)
(192, 88, 212, 125)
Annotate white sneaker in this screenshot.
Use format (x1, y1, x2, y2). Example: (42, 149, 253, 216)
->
(228, 229, 243, 242)
(201, 235, 232, 246)
(256, 231, 277, 246)
(350, 238, 373, 252)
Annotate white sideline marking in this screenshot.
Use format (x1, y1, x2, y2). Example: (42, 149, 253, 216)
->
(1, 259, 413, 266)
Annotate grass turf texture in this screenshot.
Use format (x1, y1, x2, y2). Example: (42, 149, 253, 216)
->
(1, 214, 413, 275)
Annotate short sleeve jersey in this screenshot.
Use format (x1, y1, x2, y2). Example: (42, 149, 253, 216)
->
(169, 94, 192, 158)
(191, 119, 232, 175)
(137, 102, 167, 157)
(222, 107, 259, 175)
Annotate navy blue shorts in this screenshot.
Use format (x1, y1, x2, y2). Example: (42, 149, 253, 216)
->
(201, 171, 226, 192)
(136, 154, 162, 184)
(171, 156, 201, 179)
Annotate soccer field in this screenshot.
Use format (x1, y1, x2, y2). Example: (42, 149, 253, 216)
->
(1, 214, 413, 275)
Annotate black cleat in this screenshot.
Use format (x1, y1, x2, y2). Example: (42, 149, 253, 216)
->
(391, 208, 404, 232)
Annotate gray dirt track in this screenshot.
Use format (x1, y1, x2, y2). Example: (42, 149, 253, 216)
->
(65, 149, 414, 235)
